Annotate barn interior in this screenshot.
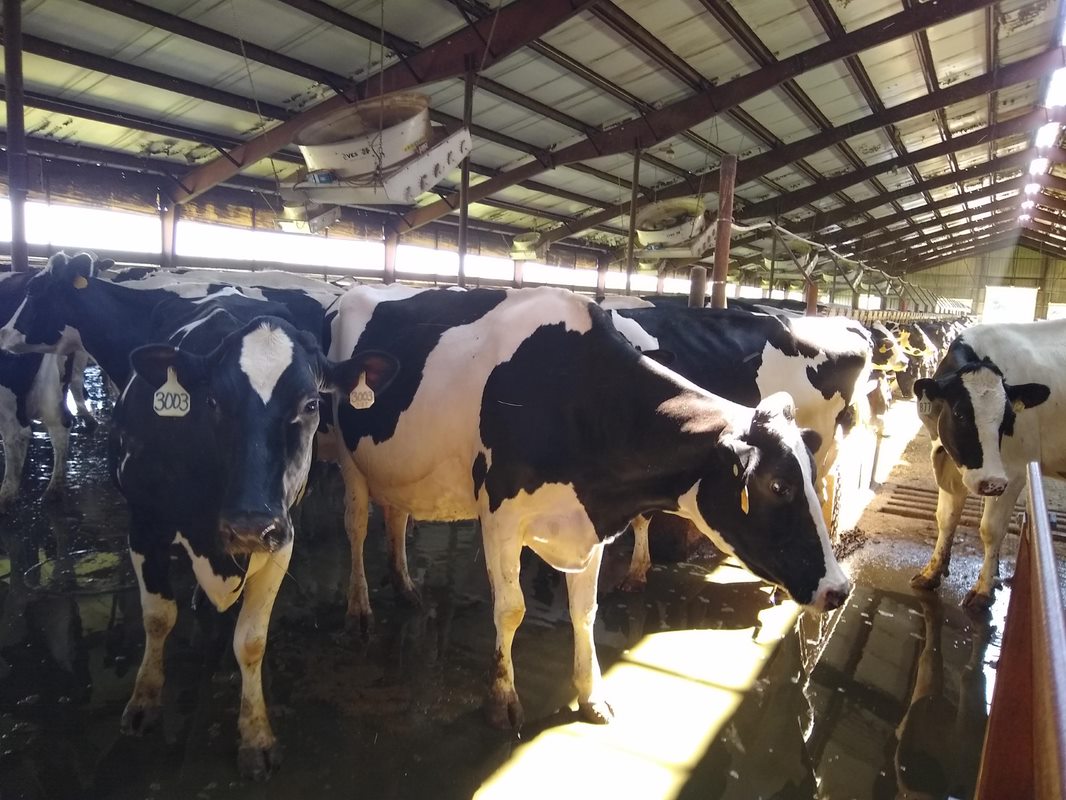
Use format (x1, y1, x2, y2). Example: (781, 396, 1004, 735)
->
(2, 1, 1065, 798)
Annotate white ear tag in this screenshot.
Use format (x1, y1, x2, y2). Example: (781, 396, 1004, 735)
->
(349, 371, 375, 410)
(917, 398, 932, 416)
(153, 367, 190, 418)
(740, 485, 749, 515)
(732, 464, 739, 477)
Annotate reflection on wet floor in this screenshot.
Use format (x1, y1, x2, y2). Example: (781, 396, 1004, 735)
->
(0, 374, 1002, 800)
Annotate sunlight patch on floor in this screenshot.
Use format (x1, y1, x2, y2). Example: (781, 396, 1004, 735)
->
(475, 585, 799, 800)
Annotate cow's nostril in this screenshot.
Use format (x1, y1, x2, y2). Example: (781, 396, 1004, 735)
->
(824, 589, 848, 611)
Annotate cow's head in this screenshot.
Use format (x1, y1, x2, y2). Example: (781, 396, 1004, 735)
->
(690, 392, 850, 612)
(869, 323, 909, 372)
(131, 318, 398, 554)
(915, 361, 1048, 496)
(0, 251, 113, 354)
(899, 324, 934, 358)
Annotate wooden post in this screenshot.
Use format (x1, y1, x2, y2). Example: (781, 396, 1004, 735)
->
(767, 232, 777, 299)
(457, 63, 475, 288)
(625, 150, 641, 295)
(383, 227, 398, 284)
(5, 0, 29, 272)
(513, 258, 524, 288)
(805, 278, 819, 316)
(689, 265, 707, 308)
(710, 154, 737, 308)
(656, 267, 666, 295)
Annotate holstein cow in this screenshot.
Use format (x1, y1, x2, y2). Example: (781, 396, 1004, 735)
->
(605, 306, 872, 589)
(2, 253, 399, 778)
(330, 285, 850, 729)
(0, 270, 92, 506)
(912, 320, 1057, 608)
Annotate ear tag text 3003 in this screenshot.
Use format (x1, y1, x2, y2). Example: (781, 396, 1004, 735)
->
(153, 367, 190, 418)
(349, 371, 375, 410)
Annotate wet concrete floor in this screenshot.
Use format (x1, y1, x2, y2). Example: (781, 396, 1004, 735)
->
(0, 376, 1006, 800)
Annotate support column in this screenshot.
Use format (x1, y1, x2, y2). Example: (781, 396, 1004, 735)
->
(805, 279, 819, 316)
(457, 64, 475, 288)
(625, 150, 641, 296)
(595, 253, 608, 300)
(160, 200, 179, 270)
(513, 258, 524, 289)
(656, 267, 666, 295)
(4, 0, 29, 272)
(710, 154, 737, 309)
(689, 265, 707, 308)
(383, 227, 398, 284)
(1036, 253, 1052, 320)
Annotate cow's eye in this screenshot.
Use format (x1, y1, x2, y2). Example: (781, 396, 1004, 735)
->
(770, 479, 790, 497)
(302, 398, 319, 415)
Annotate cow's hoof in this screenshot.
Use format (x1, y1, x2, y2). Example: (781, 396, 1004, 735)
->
(578, 699, 614, 725)
(120, 703, 162, 736)
(910, 572, 942, 591)
(344, 612, 373, 639)
(485, 694, 524, 732)
(393, 582, 422, 609)
(617, 575, 647, 593)
(962, 590, 993, 611)
(238, 743, 282, 781)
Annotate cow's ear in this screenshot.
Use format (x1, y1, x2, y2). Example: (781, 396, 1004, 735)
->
(130, 344, 207, 389)
(720, 433, 756, 477)
(321, 349, 399, 397)
(800, 428, 822, 456)
(49, 251, 96, 289)
(641, 348, 676, 366)
(914, 378, 938, 401)
(1007, 382, 1050, 411)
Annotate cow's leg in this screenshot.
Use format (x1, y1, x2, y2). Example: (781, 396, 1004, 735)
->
(566, 542, 612, 724)
(337, 455, 373, 631)
(480, 520, 525, 730)
(966, 477, 1024, 610)
(619, 515, 651, 592)
(234, 543, 292, 780)
(383, 505, 420, 607)
(911, 444, 967, 590)
(41, 416, 70, 500)
(0, 420, 29, 510)
(122, 542, 176, 736)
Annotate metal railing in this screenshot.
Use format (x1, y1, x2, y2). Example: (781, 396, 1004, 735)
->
(976, 462, 1066, 800)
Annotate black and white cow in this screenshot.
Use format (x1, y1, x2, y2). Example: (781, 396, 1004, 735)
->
(604, 305, 872, 588)
(329, 285, 850, 729)
(2, 252, 399, 778)
(912, 321, 1057, 608)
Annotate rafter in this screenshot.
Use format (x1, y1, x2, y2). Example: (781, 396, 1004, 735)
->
(535, 45, 1066, 247)
(396, 0, 1003, 235)
(169, 0, 599, 203)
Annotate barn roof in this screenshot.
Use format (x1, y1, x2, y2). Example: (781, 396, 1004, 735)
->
(3, 0, 1066, 281)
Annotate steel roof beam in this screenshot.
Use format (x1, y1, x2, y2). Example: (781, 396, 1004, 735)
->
(741, 109, 1060, 221)
(863, 207, 1022, 263)
(536, 44, 1065, 247)
(169, 0, 598, 203)
(907, 230, 1066, 272)
(901, 218, 1023, 265)
(396, 0, 1003, 235)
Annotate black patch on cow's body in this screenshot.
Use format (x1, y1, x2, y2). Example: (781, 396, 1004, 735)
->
(615, 306, 867, 410)
(0, 271, 36, 326)
(472, 452, 487, 499)
(0, 350, 46, 428)
(337, 288, 507, 450)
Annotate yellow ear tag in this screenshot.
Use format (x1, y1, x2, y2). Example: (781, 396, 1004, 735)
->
(349, 371, 375, 410)
(1013, 399, 1025, 412)
(73, 275, 89, 289)
(152, 367, 190, 418)
(740, 485, 750, 515)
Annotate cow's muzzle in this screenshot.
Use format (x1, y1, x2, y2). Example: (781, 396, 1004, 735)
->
(976, 477, 1007, 497)
(220, 512, 289, 554)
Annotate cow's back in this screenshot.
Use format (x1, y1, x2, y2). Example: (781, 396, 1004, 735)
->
(332, 286, 603, 519)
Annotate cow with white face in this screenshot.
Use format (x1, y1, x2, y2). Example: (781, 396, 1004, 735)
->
(330, 285, 849, 729)
(912, 321, 1057, 608)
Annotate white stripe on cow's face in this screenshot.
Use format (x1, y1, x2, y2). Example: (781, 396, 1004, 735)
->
(239, 325, 295, 405)
(959, 368, 1009, 493)
(792, 428, 850, 608)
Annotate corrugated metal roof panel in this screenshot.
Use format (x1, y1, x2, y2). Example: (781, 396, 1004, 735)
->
(857, 38, 927, 109)
(791, 62, 869, 127)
